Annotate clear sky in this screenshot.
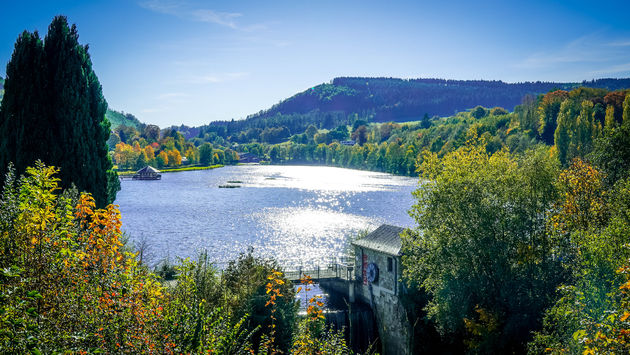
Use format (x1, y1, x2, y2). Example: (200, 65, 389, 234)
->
(1, 0, 629, 127)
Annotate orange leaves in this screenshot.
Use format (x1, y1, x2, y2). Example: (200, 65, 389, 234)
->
(74, 193, 125, 275)
(0, 164, 173, 353)
(262, 269, 288, 353)
(552, 159, 607, 233)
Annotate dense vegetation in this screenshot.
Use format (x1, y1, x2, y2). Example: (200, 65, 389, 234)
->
(107, 82, 628, 182)
(400, 90, 630, 353)
(0, 163, 352, 354)
(2, 11, 630, 354)
(105, 109, 144, 131)
(0, 16, 119, 207)
(185, 77, 630, 138)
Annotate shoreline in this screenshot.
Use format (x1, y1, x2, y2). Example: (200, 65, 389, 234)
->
(117, 164, 224, 176)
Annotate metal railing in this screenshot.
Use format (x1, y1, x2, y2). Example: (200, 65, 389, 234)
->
(284, 261, 354, 282)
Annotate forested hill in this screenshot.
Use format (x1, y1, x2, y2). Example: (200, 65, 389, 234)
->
(255, 77, 630, 122)
(105, 108, 143, 130)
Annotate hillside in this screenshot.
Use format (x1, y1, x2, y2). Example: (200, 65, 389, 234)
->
(255, 77, 630, 121)
(196, 77, 630, 140)
(105, 108, 143, 130)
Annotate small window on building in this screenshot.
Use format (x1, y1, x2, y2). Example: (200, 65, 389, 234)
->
(387, 257, 393, 272)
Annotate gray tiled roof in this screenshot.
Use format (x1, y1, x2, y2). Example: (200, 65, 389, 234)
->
(352, 224, 404, 256)
(136, 166, 160, 174)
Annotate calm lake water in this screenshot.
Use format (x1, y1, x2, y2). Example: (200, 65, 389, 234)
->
(115, 165, 419, 268)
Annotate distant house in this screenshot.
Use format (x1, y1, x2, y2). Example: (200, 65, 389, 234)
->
(238, 152, 260, 163)
(133, 166, 161, 180)
(340, 140, 356, 146)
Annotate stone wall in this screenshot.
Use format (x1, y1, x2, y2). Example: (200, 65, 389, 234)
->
(353, 246, 411, 355)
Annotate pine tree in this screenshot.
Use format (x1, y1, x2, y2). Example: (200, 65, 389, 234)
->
(0, 16, 119, 207)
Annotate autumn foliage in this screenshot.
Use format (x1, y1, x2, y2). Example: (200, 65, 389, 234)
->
(0, 163, 169, 353)
(0, 164, 251, 353)
(0, 163, 355, 353)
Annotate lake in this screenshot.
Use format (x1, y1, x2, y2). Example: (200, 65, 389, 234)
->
(115, 165, 419, 268)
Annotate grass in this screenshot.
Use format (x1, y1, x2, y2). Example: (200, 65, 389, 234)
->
(116, 164, 224, 175)
(159, 165, 224, 173)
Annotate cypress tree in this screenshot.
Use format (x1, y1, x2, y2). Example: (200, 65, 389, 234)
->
(0, 31, 51, 176)
(0, 16, 119, 207)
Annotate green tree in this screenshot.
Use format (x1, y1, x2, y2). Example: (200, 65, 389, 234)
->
(198, 143, 214, 166)
(222, 249, 297, 353)
(0, 31, 50, 179)
(538, 90, 568, 145)
(0, 16, 119, 207)
(402, 145, 561, 353)
(351, 125, 368, 146)
(604, 105, 617, 132)
(470, 105, 488, 119)
(554, 100, 576, 165)
(304, 124, 318, 140)
(156, 151, 168, 168)
(623, 93, 630, 125)
(529, 163, 630, 354)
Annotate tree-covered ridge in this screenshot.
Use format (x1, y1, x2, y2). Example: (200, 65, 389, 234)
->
(245, 77, 630, 122)
(105, 108, 143, 131)
(110, 86, 630, 183)
(187, 77, 629, 142)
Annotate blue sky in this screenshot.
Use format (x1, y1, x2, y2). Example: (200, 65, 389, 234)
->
(1, 0, 629, 127)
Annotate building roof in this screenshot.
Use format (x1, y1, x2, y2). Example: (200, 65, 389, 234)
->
(136, 165, 160, 174)
(352, 224, 405, 256)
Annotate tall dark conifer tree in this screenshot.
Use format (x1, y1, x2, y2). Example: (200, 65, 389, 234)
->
(0, 31, 51, 176)
(0, 16, 119, 207)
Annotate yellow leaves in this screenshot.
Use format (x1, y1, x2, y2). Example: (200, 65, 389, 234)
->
(621, 312, 630, 322)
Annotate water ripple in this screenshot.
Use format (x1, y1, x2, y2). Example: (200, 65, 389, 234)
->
(115, 165, 418, 268)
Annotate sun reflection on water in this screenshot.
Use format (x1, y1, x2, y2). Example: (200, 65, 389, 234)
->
(246, 165, 407, 192)
(254, 207, 379, 266)
(116, 165, 418, 268)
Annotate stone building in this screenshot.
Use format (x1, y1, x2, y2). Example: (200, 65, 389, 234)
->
(352, 224, 411, 355)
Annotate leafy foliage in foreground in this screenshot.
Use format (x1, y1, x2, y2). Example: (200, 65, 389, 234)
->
(0, 163, 355, 354)
(401, 136, 630, 353)
(402, 143, 563, 353)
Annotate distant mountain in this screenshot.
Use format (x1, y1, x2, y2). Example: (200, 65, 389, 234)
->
(196, 77, 630, 139)
(251, 77, 630, 123)
(105, 109, 143, 131)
